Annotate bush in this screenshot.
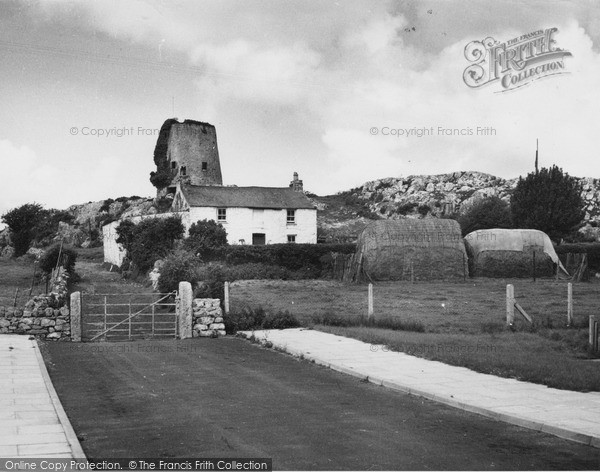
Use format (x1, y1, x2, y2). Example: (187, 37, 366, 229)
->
(227, 306, 267, 333)
(184, 219, 228, 260)
(116, 217, 185, 273)
(157, 250, 201, 293)
(262, 311, 301, 330)
(99, 198, 114, 213)
(194, 263, 226, 300)
(458, 196, 512, 236)
(417, 204, 431, 216)
(396, 202, 418, 215)
(39, 244, 78, 276)
(226, 306, 300, 333)
(554, 242, 600, 272)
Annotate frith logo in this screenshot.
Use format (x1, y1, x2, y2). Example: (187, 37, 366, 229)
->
(463, 28, 572, 92)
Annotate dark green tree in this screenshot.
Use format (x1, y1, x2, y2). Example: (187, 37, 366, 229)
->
(458, 196, 512, 236)
(157, 249, 201, 293)
(184, 219, 228, 260)
(39, 243, 78, 276)
(1, 203, 45, 256)
(511, 166, 585, 241)
(116, 216, 185, 272)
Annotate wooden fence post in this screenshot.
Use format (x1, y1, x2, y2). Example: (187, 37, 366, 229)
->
(567, 283, 573, 327)
(506, 284, 515, 326)
(589, 316, 597, 352)
(367, 283, 374, 319)
(224, 281, 230, 315)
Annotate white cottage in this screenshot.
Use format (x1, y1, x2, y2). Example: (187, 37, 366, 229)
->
(171, 183, 317, 245)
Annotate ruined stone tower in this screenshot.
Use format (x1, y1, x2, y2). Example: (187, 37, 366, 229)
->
(150, 118, 223, 197)
(289, 172, 304, 192)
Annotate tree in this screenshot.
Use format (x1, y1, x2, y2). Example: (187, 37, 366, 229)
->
(184, 219, 228, 260)
(511, 166, 585, 241)
(1, 203, 45, 256)
(458, 196, 512, 236)
(39, 243, 78, 276)
(157, 249, 201, 293)
(116, 216, 185, 273)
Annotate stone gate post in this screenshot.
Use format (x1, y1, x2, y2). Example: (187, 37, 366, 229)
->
(70, 291, 81, 342)
(177, 282, 193, 339)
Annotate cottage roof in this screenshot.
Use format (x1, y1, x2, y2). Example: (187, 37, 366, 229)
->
(181, 185, 315, 210)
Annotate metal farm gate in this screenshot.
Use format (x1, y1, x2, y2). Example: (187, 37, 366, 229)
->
(81, 292, 178, 342)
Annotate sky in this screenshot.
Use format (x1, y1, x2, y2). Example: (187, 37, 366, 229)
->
(1, 0, 600, 220)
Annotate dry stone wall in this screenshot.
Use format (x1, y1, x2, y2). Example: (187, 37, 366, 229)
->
(192, 298, 226, 337)
(0, 267, 71, 340)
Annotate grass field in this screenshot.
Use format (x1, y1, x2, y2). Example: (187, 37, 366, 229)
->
(230, 278, 600, 391)
(0, 256, 43, 306)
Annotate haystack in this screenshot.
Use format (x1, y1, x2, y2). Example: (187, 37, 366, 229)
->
(464, 229, 567, 278)
(348, 219, 468, 282)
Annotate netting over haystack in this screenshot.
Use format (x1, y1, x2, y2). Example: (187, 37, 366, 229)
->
(464, 229, 564, 278)
(348, 219, 468, 282)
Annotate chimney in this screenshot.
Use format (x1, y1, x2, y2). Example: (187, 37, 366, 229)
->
(289, 172, 303, 192)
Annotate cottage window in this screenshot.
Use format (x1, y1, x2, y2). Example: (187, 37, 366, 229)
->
(217, 208, 227, 222)
(202, 162, 208, 171)
(287, 209, 296, 224)
(287, 235, 296, 243)
(180, 166, 187, 176)
(171, 161, 177, 169)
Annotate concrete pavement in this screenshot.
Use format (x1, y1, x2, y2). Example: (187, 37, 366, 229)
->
(0, 335, 85, 458)
(241, 328, 600, 448)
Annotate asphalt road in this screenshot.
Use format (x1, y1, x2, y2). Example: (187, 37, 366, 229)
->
(41, 337, 600, 470)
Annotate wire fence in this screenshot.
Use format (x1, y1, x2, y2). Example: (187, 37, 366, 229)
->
(0, 277, 48, 308)
(228, 278, 600, 334)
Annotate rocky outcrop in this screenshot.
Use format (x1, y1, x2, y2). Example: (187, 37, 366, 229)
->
(357, 171, 516, 218)
(67, 197, 155, 227)
(315, 171, 600, 242)
(344, 171, 600, 221)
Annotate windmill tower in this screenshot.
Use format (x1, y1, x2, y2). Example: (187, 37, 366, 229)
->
(152, 119, 223, 197)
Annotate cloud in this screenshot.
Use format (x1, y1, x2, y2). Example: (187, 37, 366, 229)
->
(0, 138, 132, 218)
(0, 139, 56, 216)
(15, 1, 600, 196)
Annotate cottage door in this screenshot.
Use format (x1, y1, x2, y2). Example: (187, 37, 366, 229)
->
(252, 233, 266, 245)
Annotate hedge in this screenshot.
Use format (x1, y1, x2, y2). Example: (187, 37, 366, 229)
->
(554, 243, 600, 272)
(222, 243, 356, 272)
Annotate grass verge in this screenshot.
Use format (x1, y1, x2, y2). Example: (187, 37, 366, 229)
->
(315, 325, 600, 392)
